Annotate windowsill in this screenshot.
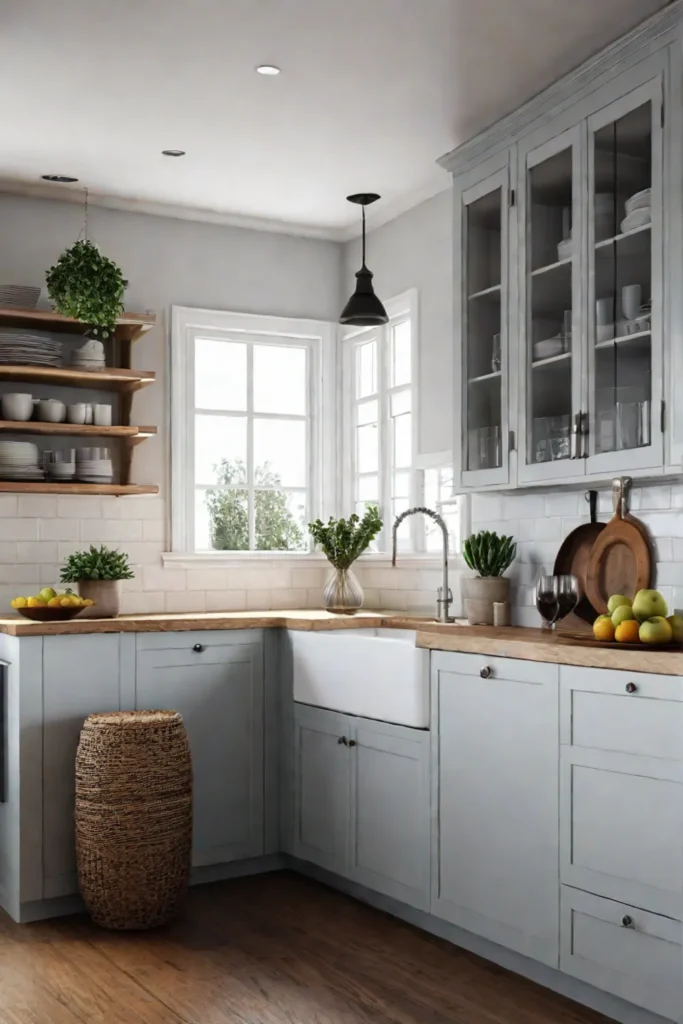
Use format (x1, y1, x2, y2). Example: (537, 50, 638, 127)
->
(161, 551, 462, 570)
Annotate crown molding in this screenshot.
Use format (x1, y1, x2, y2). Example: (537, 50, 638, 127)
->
(438, 0, 683, 176)
(337, 173, 452, 242)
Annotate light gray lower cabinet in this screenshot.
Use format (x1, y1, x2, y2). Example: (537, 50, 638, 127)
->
(136, 631, 264, 868)
(292, 703, 430, 910)
(431, 651, 560, 967)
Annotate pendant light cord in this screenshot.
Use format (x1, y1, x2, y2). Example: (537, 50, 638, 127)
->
(361, 204, 366, 269)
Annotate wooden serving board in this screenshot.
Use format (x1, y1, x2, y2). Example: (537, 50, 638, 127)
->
(585, 478, 652, 615)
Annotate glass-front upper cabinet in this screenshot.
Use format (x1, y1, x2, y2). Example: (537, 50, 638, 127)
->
(517, 125, 583, 484)
(585, 77, 663, 474)
(455, 152, 510, 488)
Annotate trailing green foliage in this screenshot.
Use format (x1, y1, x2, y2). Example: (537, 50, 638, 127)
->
(308, 507, 383, 569)
(462, 530, 516, 577)
(60, 544, 134, 582)
(46, 239, 127, 338)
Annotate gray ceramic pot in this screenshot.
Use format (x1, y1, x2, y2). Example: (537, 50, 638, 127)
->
(77, 579, 122, 618)
(462, 576, 510, 626)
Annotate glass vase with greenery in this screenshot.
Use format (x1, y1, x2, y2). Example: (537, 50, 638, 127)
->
(308, 506, 382, 613)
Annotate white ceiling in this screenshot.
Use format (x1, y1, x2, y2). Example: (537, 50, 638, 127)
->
(0, 0, 668, 238)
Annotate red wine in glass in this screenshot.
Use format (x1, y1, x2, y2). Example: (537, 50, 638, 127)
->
(536, 575, 559, 627)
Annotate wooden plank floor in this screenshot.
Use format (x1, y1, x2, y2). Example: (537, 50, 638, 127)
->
(0, 871, 614, 1024)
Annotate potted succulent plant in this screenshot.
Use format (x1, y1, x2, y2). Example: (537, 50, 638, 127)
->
(60, 545, 134, 618)
(308, 506, 382, 613)
(462, 530, 516, 625)
(46, 239, 127, 339)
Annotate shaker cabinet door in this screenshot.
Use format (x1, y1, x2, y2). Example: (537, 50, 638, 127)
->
(136, 637, 264, 867)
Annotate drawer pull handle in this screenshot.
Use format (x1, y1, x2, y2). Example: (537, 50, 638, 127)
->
(480, 666, 492, 679)
(348, 739, 357, 747)
(192, 643, 205, 653)
(622, 915, 634, 928)
(338, 736, 348, 746)
(625, 682, 638, 694)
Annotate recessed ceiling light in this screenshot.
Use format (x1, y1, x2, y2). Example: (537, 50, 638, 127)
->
(162, 149, 186, 157)
(41, 174, 78, 183)
(256, 65, 280, 75)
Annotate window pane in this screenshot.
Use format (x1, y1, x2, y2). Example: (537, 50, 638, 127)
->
(393, 412, 411, 468)
(424, 467, 439, 509)
(440, 467, 454, 496)
(392, 497, 410, 520)
(256, 490, 307, 551)
(357, 399, 378, 426)
(195, 339, 246, 411)
(393, 470, 410, 498)
(254, 344, 307, 415)
(254, 418, 306, 487)
(391, 390, 411, 416)
(392, 321, 411, 387)
(198, 487, 249, 551)
(195, 415, 247, 485)
(357, 422, 379, 473)
(358, 474, 378, 501)
(356, 340, 377, 398)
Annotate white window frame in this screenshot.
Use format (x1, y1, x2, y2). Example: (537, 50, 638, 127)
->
(341, 289, 420, 551)
(169, 305, 336, 558)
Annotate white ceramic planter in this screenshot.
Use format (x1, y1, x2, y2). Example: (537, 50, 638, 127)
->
(462, 576, 510, 626)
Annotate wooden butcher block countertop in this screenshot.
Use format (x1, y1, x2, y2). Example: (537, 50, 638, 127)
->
(0, 611, 681, 673)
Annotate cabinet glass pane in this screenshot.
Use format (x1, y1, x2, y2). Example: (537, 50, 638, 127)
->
(465, 187, 503, 471)
(526, 146, 574, 465)
(592, 100, 652, 454)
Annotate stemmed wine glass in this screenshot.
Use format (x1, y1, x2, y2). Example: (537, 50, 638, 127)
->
(536, 574, 580, 630)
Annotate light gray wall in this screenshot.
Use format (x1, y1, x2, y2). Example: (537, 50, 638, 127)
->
(0, 194, 343, 493)
(342, 189, 453, 459)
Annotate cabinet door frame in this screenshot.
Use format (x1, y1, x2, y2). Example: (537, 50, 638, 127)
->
(516, 122, 587, 485)
(584, 73, 665, 476)
(454, 149, 513, 491)
(348, 717, 430, 910)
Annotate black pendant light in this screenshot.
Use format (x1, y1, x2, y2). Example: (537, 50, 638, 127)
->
(340, 193, 388, 326)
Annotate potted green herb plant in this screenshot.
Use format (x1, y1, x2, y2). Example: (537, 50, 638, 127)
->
(308, 506, 382, 613)
(462, 530, 516, 625)
(60, 545, 134, 618)
(46, 239, 127, 339)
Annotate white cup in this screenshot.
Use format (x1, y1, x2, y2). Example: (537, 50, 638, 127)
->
(84, 403, 93, 424)
(93, 404, 112, 427)
(1, 393, 33, 421)
(37, 399, 66, 423)
(66, 403, 87, 425)
(622, 283, 642, 321)
(596, 296, 614, 327)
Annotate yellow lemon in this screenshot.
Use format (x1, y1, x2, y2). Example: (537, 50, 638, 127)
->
(48, 596, 62, 607)
(593, 614, 615, 642)
(13, 596, 27, 608)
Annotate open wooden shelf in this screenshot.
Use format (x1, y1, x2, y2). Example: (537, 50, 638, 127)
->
(0, 421, 156, 439)
(0, 307, 155, 343)
(0, 365, 155, 392)
(0, 482, 159, 496)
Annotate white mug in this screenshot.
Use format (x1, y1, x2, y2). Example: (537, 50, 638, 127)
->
(596, 296, 614, 327)
(66, 403, 86, 425)
(622, 284, 642, 321)
(84, 403, 93, 424)
(94, 404, 112, 427)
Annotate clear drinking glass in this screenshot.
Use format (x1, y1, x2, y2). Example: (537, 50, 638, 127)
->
(491, 333, 501, 372)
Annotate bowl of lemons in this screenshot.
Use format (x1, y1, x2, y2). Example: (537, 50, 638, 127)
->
(10, 587, 95, 621)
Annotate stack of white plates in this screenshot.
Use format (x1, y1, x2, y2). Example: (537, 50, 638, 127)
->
(0, 441, 43, 480)
(76, 447, 113, 483)
(71, 338, 106, 370)
(621, 188, 651, 233)
(0, 328, 63, 367)
(0, 285, 40, 309)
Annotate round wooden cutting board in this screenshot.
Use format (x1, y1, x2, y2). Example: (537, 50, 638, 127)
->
(585, 478, 652, 615)
(553, 490, 604, 624)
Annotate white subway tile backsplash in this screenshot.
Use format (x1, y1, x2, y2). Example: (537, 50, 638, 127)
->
(16, 541, 57, 564)
(291, 568, 326, 588)
(121, 591, 166, 615)
(39, 519, 80, 541)
(122, 542, 164, 565)
(653, 563, 683, 587)
(502, 494, 546, 519)
(1, 518, 39, 541)
(205, 590, 247, 612)
(635, 485, 672, 511)
(57, 541, 83, 561)
(517, 517, 562, 542)
(0, 496, 18, 516)
(57, 496, 102, 519)
(246, 588, 272, 610)
(638, 511, 683, 536)
(381, 589, 407, 610)
(17, 495, 57, 518)
(165, 590, 207, 613)
(142, 566, 186, 592)
(470, 494, 503, 522)
(545, 492, 579, 517)
(81, 519, 143, 543)
(269, 588, 308, 610)
(142, 519, 165, 543)
(653, 537, 673, 562)
(0, 564, 41, 584)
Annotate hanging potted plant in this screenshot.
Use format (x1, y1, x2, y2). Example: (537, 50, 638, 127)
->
(462, 530, 516, 625)
(60, 545, 134, 618)
(46, 238, 126, 339)
(308, 506, 382, 613)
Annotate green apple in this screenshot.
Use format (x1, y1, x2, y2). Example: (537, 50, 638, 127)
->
(667, 614, 683, 643)
(38, 587, 57, 603)
(639, 616, 673, 645)
(632, 589, 668, 622)
(611, 604, 636, 628)
(607, 594, 632, 614)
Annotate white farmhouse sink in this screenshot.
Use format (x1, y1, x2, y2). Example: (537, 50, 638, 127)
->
(290, 628, 429, 727)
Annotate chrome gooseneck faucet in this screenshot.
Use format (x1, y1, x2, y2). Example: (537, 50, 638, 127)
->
(392, 506, 454, 623)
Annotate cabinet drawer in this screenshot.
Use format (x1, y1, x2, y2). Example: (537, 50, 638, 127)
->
(560, 887, 682, 1020)
(432, 650, 558, 686)
(560, 665, 683, 761)
(136, 629, 261, 652)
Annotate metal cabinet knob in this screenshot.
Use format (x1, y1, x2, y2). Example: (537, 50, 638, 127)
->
(625, 682, 638, 694)
(622, 915, 634, 928)
(193, 643, 205, 653)
(480, 666, 492, 679)
(337, 736, 348, 746)
(348, 739, 357, 747)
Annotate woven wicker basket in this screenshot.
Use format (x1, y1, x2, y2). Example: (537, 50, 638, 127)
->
(75, 710, 193, 930)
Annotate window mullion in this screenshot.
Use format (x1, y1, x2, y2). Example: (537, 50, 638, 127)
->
(379, 326, 391, 550)
(247, 342, 255, 550)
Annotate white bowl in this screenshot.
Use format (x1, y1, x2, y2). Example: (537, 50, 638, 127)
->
(625, 188, 651, 216)
(1, 393, 33, 421)
(533, 337, 564, 361)
(621, 208, 651, 233)
(37, 399, 66, 423)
